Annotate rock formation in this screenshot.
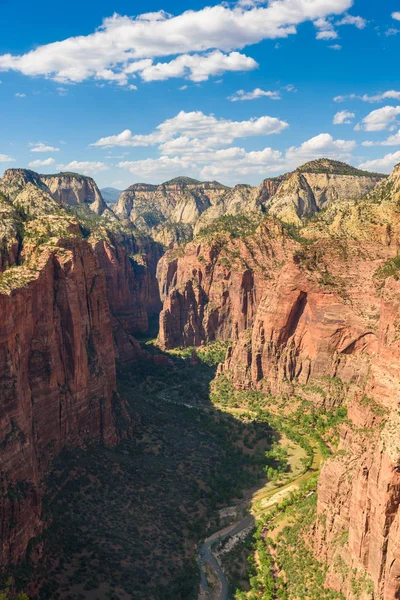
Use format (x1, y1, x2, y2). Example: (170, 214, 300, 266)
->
(0, 182, 118, 567)
(114, 177, 229, 246)
(0, 158, 397, 598)
(41, 172, 109, 215)
(115, 161, 385, 247)
(157, 162, 400, 598)
(0, 169, 162, 567)
(264, 159, 385, 225)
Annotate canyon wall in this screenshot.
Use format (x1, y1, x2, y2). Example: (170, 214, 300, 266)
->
(116, 160, 386, 248)
(42, 172, 109, 215)
(0, 239, 118, 566)
(0, 172, 160, 568)
(157, 165, 400, 598)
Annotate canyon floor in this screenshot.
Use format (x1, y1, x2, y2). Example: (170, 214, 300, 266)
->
(10, 336, 346, 600)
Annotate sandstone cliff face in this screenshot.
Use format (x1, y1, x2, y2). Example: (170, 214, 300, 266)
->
(0, 168, 163, 356)
(114, 178, 229, 245)
(0, 169, 51, 201)
(42, 172, 109, 215)
(93, 231, 162, 362)
(0, 176, 129, 568)
(115, 162, 385, 247)
(263, 160, 385, 225)
(157, 219, 296, 349)
(158, 164, 400, 598)
(0, 227, 118, 567)
(193, 184, 262, 235)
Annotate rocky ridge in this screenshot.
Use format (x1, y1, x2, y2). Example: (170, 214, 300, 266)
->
(0, 169, 162, 567)
(41, 172, 110, 216)
(116, 160, 385, 247)
(157, 162, 400, 598)
(0, 182, 118, 566)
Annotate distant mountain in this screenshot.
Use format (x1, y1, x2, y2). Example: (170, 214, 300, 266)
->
(100, 187, 123, 205)
(113, 160, 388, 246)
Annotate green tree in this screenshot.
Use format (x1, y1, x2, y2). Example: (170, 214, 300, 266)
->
(0, 579, 29, 600)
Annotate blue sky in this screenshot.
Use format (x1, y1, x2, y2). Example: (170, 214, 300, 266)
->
(0, 0, 399, 188)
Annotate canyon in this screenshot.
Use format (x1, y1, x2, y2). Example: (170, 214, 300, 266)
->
(0, 159, 399, 599)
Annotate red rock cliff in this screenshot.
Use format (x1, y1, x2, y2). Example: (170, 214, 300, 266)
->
(157, 165, 400, 598)
(0, 240, 118, 567)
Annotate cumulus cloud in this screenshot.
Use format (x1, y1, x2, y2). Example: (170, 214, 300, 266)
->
(314, 18, 338, 39)
(333, 110, 355, 124)
(29, 142, 60, 153)
(0, 0, 354, 85)
(15, 93, 26, 97)
(355, 106, 400, 131)
(358, 151, 400, 172)
(334, 90, 400, 103)
(28, 157, 56, 167)
(228, 88, 281, 101)
(362, 129, 400, 146)
(392, 12, 400, 20)
(139, 51, 257, 82)
(336, 14, 367, 28)
(92, 110, 289, 148)
(0, 154, 15, 162)
(118, 156, 195, 178)
(285, 133, 356, 164)
(56, 161, 109, 174)
(115, 125, 356, 183)
(329, 44, 342, 50)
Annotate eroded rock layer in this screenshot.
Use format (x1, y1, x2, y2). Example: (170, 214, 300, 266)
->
(0, 170, 160, 567)
(158, 164, 400, 598)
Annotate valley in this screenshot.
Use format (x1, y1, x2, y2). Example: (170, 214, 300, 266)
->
(1, 158, 400, 599)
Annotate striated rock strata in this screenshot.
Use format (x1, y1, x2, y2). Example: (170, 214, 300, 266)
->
(158, 163, 400, 598)
(0, 188, 118, 567)
(0, 169, 162, 568)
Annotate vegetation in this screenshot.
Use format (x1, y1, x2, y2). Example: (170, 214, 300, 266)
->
(163, 176, 203, 186)
(296, 158, 386, 178)
(198, 213, 265, 240)
(15, 342, 278, 599)
(374, 255, 400, 285)
(0, 579, 28, 600)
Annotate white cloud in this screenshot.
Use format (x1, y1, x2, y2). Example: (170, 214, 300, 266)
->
(362, 129, 400, 146)
(329, 44, 342, 50)
(358, 151, 400, 172)
(127, 84, 137, 90)
(15, 93, 26, 97)
(385, 27, 399, 36)
(356, 106, 400, 131)
(56, 161, 109, 174)
(0, 154, 15, 162)
(116, 130, 357, 183)
(333, 110, 355, 124)
(314, 18, 338, 39)
(285, 133, 356, 164)
(0, 0, 353, 85)
(334, 90, 400, 103)
(28, 157, 56, 167)
(139, 50, 257, 82)
(29, 142, 60, 153)
(118, 156, 194, 178)
(392, 12, 400, 20)
(228, 88, 281, 101)
(336, 14, 367, 28)
(92, 110, 289, 148)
